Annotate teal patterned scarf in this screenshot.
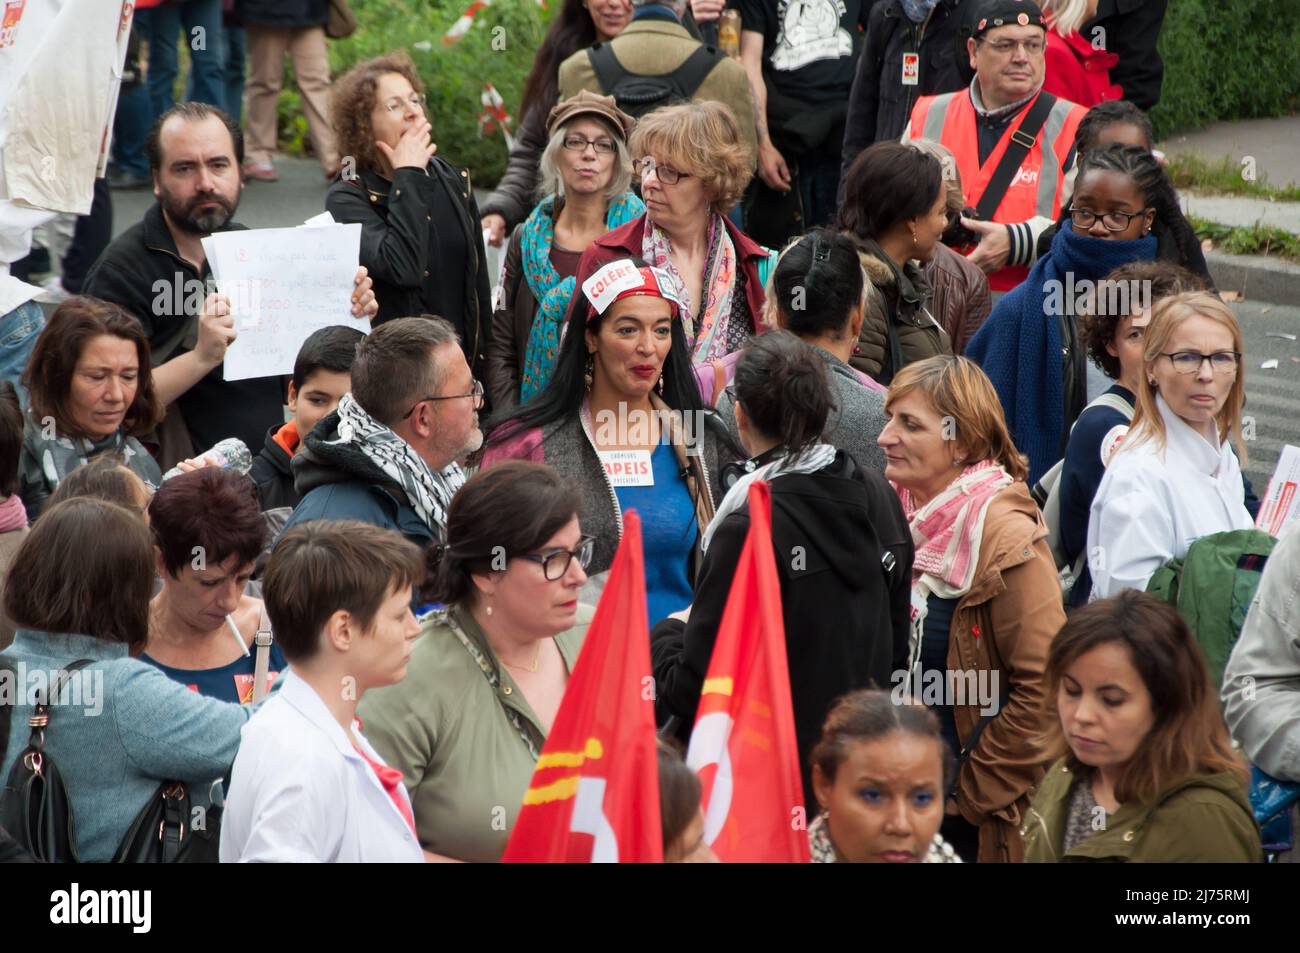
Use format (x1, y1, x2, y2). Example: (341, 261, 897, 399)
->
(519, 191, 645, 403)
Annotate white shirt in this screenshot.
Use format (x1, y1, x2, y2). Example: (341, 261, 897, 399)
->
(1087, 395, 1253, 599)
(220, 670, 423, 863)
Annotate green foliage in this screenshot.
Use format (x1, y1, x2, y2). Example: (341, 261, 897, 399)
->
(1152, 0, 1300, 137)
(1166, 153, 1300, 203)
(1188, 215, 1300, 264)
(320, 0, 553, 185)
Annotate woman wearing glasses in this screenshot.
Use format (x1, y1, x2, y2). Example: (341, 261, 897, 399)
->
(967, 143, 1167, 484)
(325, 53, 493, 386)
(486, 92, 643, 411)
(566, 101, 770, 375)
(1087, 291, 1251, 600)
(358, 461, 594, 862)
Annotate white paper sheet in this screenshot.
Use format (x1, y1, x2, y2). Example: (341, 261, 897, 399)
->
(201, 223, 368, 382)
(1255, 444, 1300, 538)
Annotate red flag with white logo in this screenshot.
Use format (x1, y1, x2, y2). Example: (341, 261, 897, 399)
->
(686, 481, 810, 862)
(502, 510, 662, 862)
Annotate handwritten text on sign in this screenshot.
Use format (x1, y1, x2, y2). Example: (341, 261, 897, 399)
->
(202, 223, 368, 382)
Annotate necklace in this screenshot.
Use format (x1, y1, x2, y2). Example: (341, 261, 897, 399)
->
(501, 642, 542, 674)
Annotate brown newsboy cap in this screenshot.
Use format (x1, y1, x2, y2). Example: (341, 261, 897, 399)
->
(545, 90, 636, 142)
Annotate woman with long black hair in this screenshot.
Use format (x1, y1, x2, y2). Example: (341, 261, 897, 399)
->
(480, 256, 731, 625)
(480, 0, 634, 245)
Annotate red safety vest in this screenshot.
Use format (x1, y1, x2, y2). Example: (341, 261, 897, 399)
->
(906, 88, 1087, 290)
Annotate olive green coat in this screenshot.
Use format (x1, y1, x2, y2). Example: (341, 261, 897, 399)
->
(1022, 758, 1263, 863)
(358, 603, 592, 862)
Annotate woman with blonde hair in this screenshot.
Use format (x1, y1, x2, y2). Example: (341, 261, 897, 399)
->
(1087, 291, 1251, 599)
(1023, 590, 1260, 862)
(877, 355, 1063, 862)
(566, 100, 769, 368)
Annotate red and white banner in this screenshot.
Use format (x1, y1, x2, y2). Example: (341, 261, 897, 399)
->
(686, 481, 810, 862)
(477, 82, 514, 150)
(502, 509, 662, 863)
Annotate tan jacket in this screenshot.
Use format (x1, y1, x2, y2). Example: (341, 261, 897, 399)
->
(945, 482, 1064, 862)
(557, 19, 758, 166)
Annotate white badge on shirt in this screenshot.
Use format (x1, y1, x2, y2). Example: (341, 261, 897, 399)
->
(599, 449, 654, 487)
(902, 52, 920, 86)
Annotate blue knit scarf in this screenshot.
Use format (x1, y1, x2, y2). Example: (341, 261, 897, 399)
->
(965, 225, 1157, 484)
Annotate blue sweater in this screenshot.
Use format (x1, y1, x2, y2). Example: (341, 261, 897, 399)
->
(966, 226, 1156, 484)
(0, 631, 255, 861)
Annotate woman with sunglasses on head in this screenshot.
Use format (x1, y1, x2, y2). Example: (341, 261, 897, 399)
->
(326, 52, 492, 384)
(481, 257, 730, 628)
(1087, 292, 1252, 599)
(358, 462, 594, 862)
(967, 143, 1167, 484)
(566, 101, 770, 373)
(486, 92, 644, 412)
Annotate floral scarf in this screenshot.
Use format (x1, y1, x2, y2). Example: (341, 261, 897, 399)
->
(642, 212, 737, 363)
(519, 191, 645, 403)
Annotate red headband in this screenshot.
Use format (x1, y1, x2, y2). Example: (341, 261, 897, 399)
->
(582, 259, 681, 323)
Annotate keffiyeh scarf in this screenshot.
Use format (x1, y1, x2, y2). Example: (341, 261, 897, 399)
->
(520, 191, 645, 402)
(643, 212, 737, 363)
(328, 393, 465, 536)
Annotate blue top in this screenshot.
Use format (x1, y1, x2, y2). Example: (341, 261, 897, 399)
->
(142, 642, 289, 705)
(614, 441, 696, 628)
(1059, 384, 1134, 607)
(0, 630, 256, 862)
(919, 595, 961, 760)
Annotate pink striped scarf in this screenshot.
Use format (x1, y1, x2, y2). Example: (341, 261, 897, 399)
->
(896, 461, 1013, 597)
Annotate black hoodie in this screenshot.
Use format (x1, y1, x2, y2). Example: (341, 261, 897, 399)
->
(651, 450, 914, 804)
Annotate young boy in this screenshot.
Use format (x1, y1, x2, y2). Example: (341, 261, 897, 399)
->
(250, 325, 365, 510)
(220, 520, 426, 863)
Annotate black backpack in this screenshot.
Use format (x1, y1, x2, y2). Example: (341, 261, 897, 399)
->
(586, 42, 724, 118)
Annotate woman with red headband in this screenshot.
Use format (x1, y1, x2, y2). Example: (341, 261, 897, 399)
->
(481, 257, 734, 627)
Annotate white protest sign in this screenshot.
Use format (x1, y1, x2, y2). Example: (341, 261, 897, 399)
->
(201, 223, 368, 382)
(1256, 444, 1300, 539)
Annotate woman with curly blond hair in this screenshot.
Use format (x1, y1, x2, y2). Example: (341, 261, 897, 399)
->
(566, 101, 769, 369)
(325, 52, 492, 384)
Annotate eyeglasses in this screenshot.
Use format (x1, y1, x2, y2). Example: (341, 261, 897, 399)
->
(401, 379, 484, 419)
(1159, 351, 1241, 375)
(515, 536, 595, 580)
(1067, 206, 1151, 232)
(635, 156, 691, 186)
(978, 37, 1046, 55)
(563, 134, 617, 155)
(381, 93, 427, 115)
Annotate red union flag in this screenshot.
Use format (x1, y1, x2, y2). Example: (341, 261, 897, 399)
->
(502, 510, 662, 863)
(686, 481, 810, 862)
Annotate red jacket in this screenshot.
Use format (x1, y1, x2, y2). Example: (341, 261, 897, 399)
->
(568, 213, 769, 352)
(1043, 30, 1121, 109)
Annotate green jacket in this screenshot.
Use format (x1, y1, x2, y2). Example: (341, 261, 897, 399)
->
(1022, 758, 1263, 863)
(357, 603, 591, 862)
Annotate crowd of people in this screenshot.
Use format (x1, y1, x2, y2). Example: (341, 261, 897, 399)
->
(1, 0, 1296, 866)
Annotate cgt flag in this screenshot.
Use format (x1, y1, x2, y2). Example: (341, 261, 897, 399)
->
(686, 480, 810, 862)
(502, 510, 662, 862)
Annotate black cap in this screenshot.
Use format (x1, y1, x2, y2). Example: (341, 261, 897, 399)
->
(973, 0, 1047, 37)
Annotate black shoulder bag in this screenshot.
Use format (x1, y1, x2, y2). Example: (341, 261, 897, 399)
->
(972, 91, 1059, 224)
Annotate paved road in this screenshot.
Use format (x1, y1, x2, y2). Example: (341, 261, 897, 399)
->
(1162, 115, 1300, 190)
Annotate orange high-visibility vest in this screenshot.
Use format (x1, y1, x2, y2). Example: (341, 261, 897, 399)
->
(906, 88, 1087, 290)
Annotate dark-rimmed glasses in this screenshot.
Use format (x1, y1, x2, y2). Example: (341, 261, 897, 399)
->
(563, 134, 616, 155)
(401, 379, 484, 419)
(515, 536, 596, 580)
(635, 156, 691, 185)
(1067, 206, 1150, 232)
(1159, 351, 1241, 375)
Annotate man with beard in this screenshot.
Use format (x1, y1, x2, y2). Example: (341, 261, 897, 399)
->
(83, 103, 377, 463)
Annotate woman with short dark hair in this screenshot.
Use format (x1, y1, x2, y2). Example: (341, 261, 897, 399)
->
(359, 461, 594, 862)
(18, 296, 162, 521)
(142, 468, 286, 705)
(1024, 591, 1261, 862)
(837, 142, 953, 385)
(0, 498, 257, 862)
(652, 331, 913, 806)
(0, 381, 28, 650)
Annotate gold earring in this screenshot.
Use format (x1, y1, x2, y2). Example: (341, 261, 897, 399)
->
(485, 602, 493, 617)
(656, 374, 664, 396)
(584, 353, 594, 391)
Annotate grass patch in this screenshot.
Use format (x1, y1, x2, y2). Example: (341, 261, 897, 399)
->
(1166, 153, 1300, 203)
(1188, 215, 1300, 264)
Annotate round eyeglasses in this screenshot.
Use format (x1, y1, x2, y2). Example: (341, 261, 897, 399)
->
(515, 536, 595, 581)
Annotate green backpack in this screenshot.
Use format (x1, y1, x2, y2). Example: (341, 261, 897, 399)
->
(1145, 529, 1276, 692)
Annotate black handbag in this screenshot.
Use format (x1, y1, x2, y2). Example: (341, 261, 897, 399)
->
(0, 659, 93, 862)
(113, 779, 221, 863)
